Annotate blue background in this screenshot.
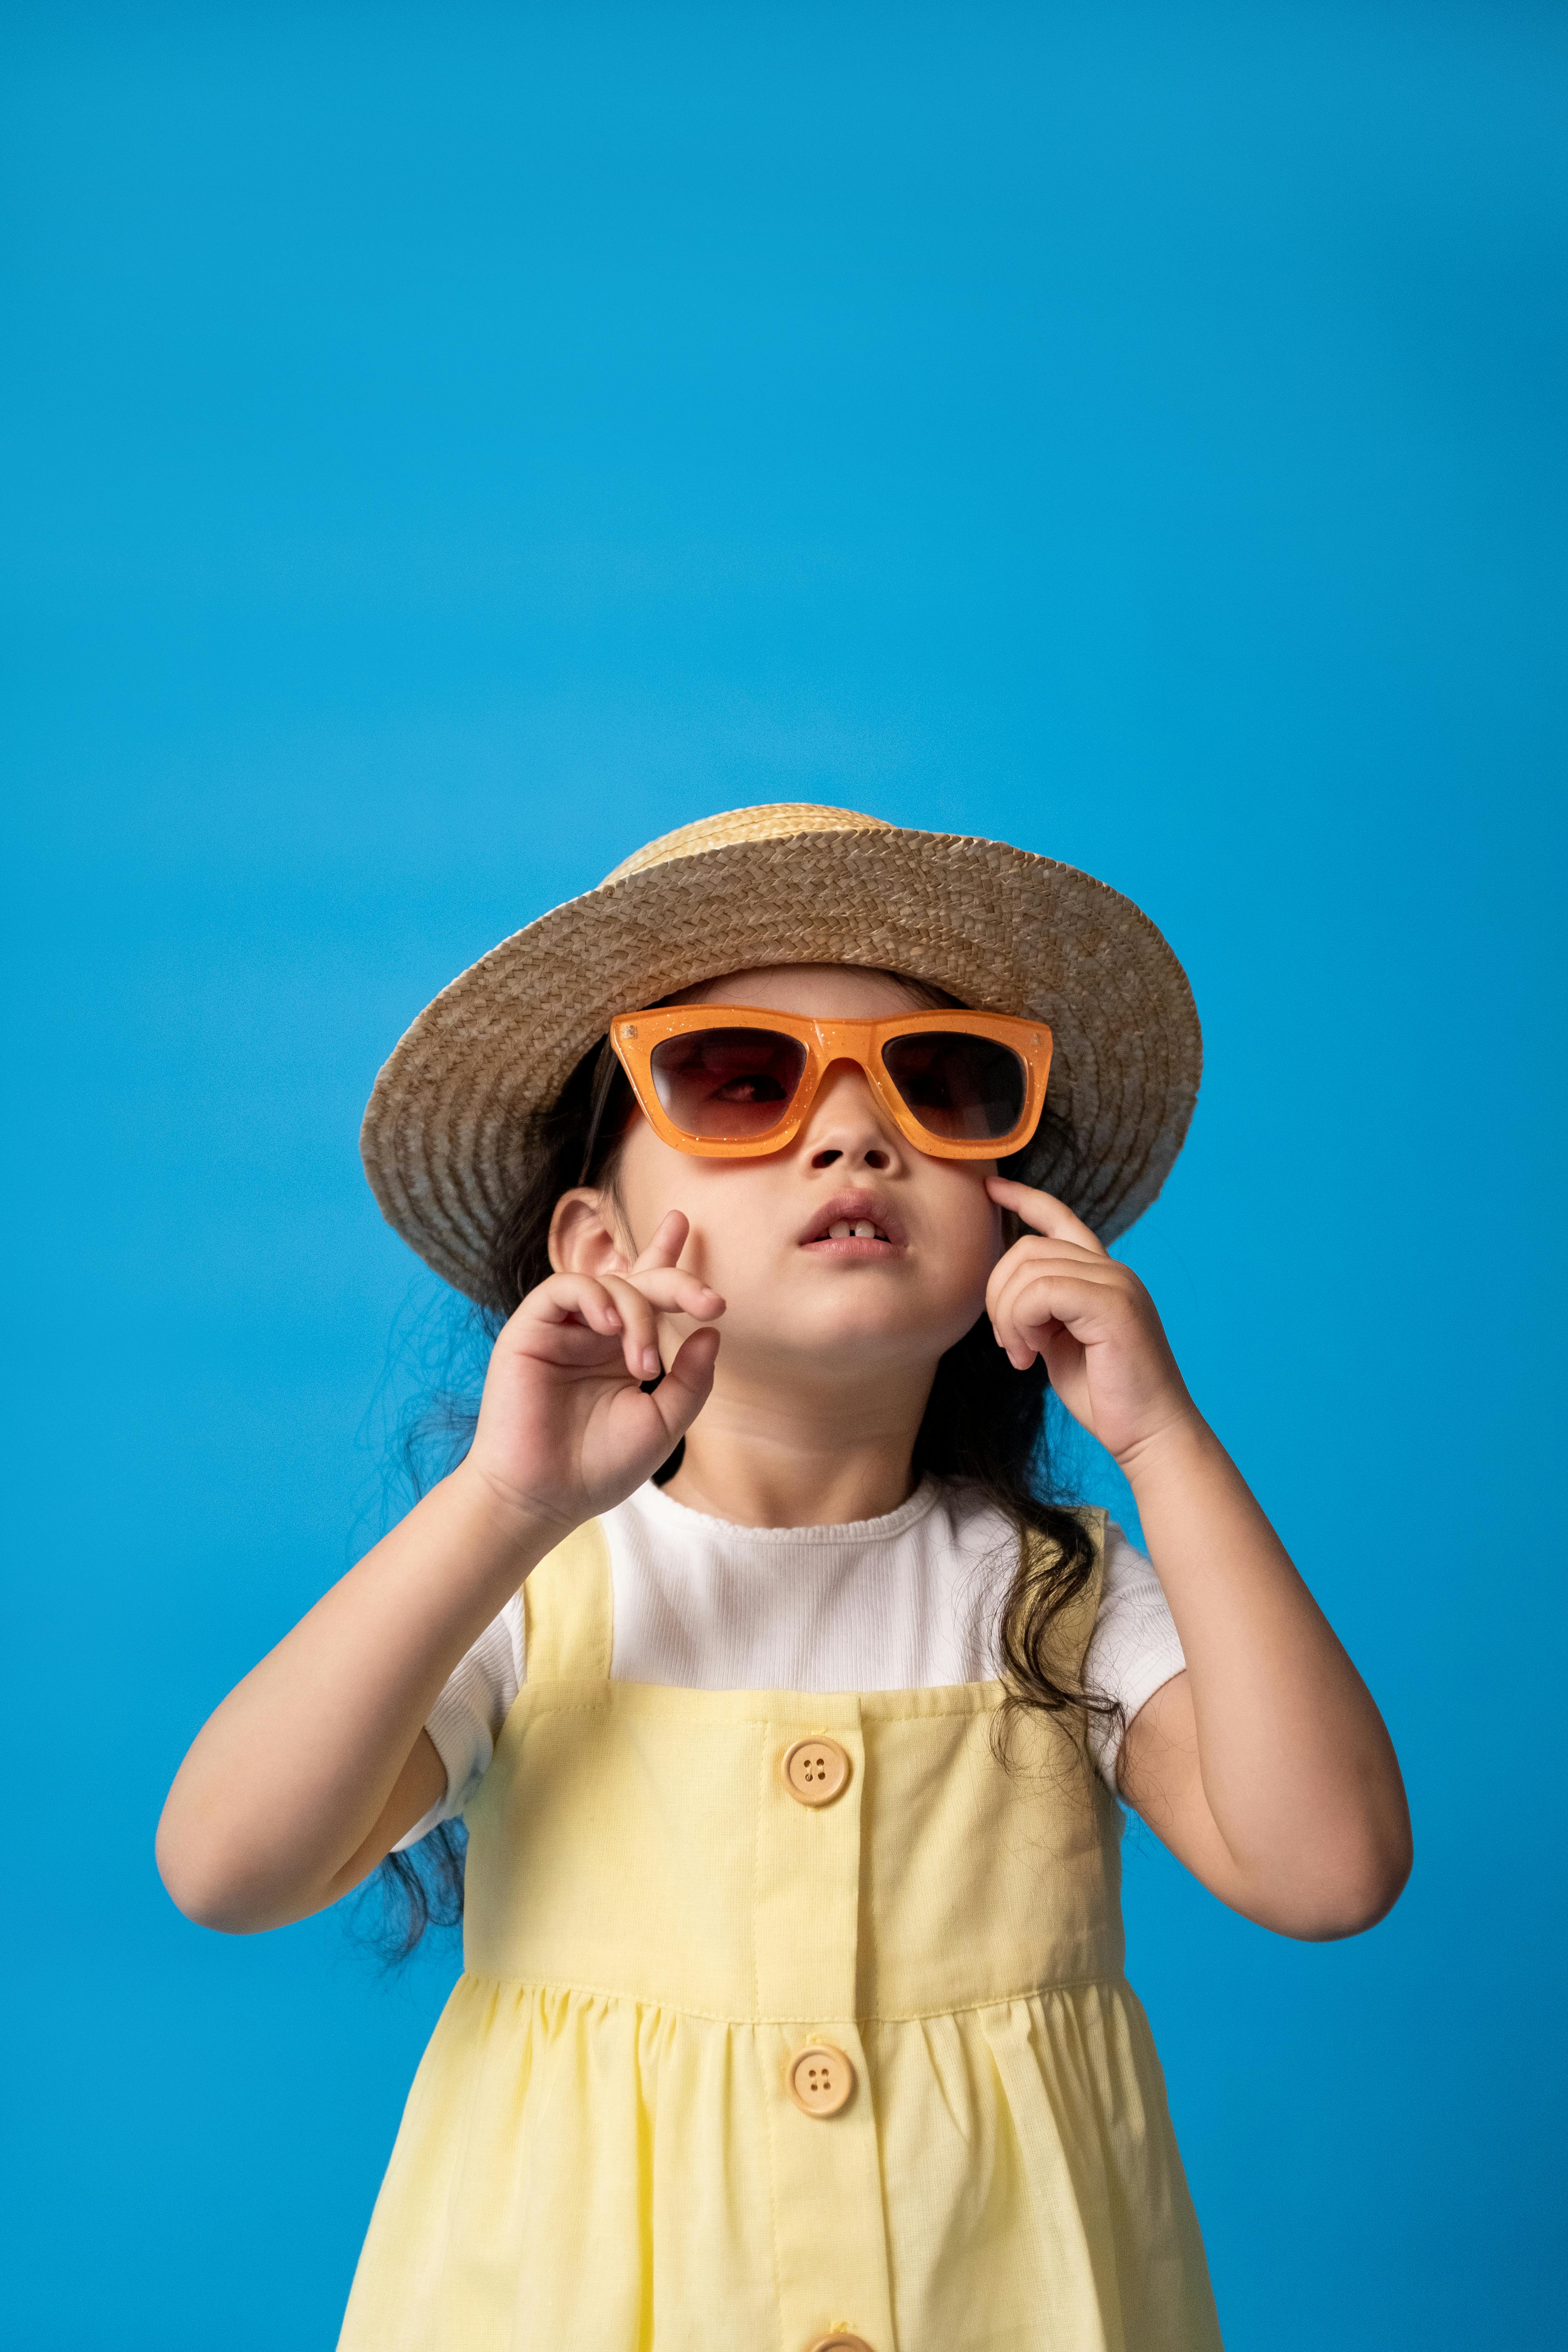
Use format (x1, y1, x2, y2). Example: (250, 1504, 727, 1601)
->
(5, 5, 1563, 2344)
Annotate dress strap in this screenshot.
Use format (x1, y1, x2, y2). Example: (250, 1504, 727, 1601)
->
(521, 1517, 615, 1684)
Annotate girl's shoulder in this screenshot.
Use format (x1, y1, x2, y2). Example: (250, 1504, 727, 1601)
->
(931, 1477, 1121, 1569)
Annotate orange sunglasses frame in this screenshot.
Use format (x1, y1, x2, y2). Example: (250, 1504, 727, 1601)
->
(607, 1004, 1053, 1161)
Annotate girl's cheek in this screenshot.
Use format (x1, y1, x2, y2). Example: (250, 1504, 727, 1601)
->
(675, 1219, 718, 1289)
(938, 1172, 1006, 1280)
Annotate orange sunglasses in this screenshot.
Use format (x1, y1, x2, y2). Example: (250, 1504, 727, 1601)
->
(606, 1004, 1052, 1160)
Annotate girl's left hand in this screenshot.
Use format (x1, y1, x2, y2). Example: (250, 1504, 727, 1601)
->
(983, 1177, 1197, 1471)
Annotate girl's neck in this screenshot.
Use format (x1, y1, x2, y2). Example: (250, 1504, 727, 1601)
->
(660, 1369, 929, 1530)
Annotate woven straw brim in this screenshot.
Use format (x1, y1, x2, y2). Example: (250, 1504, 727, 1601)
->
(361, 822, 1201, 1304)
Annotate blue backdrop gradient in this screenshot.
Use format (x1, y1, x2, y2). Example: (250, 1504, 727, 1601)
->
(4, 6, 1563, 2346)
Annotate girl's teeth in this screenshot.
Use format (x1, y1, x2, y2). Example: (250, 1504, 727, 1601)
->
(825, 1220, 883, 1239)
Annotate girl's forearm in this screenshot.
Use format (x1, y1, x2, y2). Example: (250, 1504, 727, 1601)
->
(156, 1466, 564, 1933)
(1120, 1414, 1412, 1935)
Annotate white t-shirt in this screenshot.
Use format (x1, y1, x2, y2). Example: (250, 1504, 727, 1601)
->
(397, 1476, 1185, 1850)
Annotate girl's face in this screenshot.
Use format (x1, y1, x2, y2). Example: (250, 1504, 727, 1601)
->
(569, 964, 1006, 1387)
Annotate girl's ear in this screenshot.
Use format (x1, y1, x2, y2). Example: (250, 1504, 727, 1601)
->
(548, 1187, 632, 1277)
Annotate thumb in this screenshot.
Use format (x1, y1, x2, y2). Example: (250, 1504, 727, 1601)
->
(647, 1325, 721, 1439)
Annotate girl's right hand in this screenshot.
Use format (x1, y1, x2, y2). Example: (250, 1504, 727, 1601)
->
(459, 1210, 724, 1541)
(156, 1210, 721, 1936)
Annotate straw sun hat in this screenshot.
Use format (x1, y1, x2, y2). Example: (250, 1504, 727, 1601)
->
(361, 804, 1201, 1304)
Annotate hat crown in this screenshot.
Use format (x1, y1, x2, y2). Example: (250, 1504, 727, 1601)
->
(602, 803, 888, 887)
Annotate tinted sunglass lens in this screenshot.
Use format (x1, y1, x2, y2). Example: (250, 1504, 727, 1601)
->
(649, 1029, 808, 1140)
(881, 1033, 1026, 1142)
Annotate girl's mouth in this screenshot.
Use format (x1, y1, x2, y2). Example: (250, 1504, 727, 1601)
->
(797, 1194, 907, 1257)
(803, 1224, 901, 1258)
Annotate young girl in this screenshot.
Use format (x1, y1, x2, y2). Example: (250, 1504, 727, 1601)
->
(158, 804, 1411, 2352)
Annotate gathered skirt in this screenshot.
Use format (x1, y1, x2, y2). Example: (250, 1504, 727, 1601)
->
(340, 1968, 1219, 2352)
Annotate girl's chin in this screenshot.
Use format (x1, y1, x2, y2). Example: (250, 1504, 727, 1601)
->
(719, 1303, 980, 1370)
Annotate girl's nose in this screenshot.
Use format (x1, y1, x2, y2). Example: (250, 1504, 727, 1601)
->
(799, 1062, 906, 1175)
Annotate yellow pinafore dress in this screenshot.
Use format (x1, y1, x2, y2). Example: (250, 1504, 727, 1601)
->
(339, 1511, 1222, 2352)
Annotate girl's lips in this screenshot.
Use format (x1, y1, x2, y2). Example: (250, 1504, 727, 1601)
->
(796, 1192, 908, 1257)
(800, 1232, 905, 1259)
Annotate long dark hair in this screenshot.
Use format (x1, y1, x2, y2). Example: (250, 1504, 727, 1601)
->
(370, 983, 1112, 1956)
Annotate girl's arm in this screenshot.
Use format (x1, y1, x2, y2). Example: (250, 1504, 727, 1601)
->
(158, 1474, 560, 1932)
(157, 1216, 723, 1933)
(985, 1177, 1412, 1940)
(1109, 1423, 1410, 1938)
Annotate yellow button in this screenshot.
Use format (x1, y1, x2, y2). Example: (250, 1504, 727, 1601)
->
(781, 1735, 851, 1807)
(806, 2337, 874, 2352)
(785, 2041, 856, 2117)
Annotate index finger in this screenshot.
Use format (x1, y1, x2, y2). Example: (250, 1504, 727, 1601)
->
(631, 1208, 691, 1275)
(984, 1175, 1108, 1258)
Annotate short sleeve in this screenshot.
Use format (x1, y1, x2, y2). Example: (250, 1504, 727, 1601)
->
(1081, 1524, 1186, 1795)
(391, 1592, 526, 1850)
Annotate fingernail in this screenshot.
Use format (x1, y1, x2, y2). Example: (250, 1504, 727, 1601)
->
(641, 1345, 662, 1377)
(604, 1308, 621, 1329)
